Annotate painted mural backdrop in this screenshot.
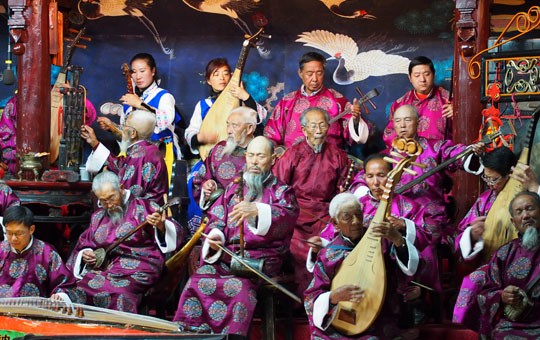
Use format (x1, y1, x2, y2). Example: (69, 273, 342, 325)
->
(0, 0, 538, 157)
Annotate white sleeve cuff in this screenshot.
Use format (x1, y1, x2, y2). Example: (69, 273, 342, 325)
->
(306, 249, 316, 273)
(459, 226, 484, 260)
(154, 220, 177, 253)
(348, 117, 369, 144)
(403, 218, 416, 245)
(85, 143, 111, 173)
(202, 228, 225, 264)
(313, 291, 333, 330)
(246, 202, 272, 236)
(73, 248, 92, 279)
(463, 152, 483, 175)
(394, 239, 419, 276)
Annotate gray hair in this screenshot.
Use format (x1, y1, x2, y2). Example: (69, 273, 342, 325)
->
(230, 106, 258, 126)
(394, 104, 419, 120)
(127, 109, 156, 140)
(92, 171, 121, 193)
(300, 107, 331, 127)
(329, 193, 362, 218)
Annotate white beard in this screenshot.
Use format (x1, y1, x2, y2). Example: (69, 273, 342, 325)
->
(119, 134, 133, 155)
(222, 130, 247, 156)
(107, 205, 125, 226)
(522, 226, 540, 250)
(244, 171, 267, 201)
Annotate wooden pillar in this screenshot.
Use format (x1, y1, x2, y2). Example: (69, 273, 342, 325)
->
(12, 0, 51, 176)
(452, 0, 490, 223)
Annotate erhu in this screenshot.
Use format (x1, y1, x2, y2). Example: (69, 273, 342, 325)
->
(229, 171, 264, 277)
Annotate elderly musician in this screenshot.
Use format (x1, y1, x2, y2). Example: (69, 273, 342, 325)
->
(304, 193, 419, 339)
(453, 191, 540, 338)
(67, 171, 183, 313)
(193, 106, 257, 210)
(273, 107, 350, 295)
(383, 56, 453, 146)
(81, 109, 168, 205)
(173, 136, 298, 336)
(384, 104, 484, 291)
(307, 154, 427, 273)
(264, 52, 369, 156)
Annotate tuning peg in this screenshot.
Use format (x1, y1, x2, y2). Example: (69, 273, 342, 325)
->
(410, 162, 427, 168)
(383, 156, 398, 164)
(388, 152, 405, 159)
(403, 168, 418, 176)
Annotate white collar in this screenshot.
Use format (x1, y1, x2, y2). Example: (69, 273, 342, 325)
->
(11, 236, 33, 254)
(301, 84, 323, 97)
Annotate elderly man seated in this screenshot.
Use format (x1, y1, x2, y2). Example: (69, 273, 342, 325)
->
(67, 171, 183, 313)
(173, 136, 298, 336)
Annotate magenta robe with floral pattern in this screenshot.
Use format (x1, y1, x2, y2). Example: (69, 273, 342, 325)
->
(173, 174, 298, 336)
(67, 195, 182, 313)
(264, 87, 355, 148)
(0, 238, 76, 298)
(453, 239, 540, 338)
(383, 86, 452, 147)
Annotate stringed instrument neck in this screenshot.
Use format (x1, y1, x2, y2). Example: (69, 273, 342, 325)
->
(122, 63, 135, 94)
(483, 106, 540, 260)
(198, 29, 264, 160)
(330, 138, 420, 336)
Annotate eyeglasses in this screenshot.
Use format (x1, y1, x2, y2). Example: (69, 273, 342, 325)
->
(304, 123, 329, 132)
(6, 231, 28, 239)
(98, 192, 121, 206)
(481, 174, 503, 185)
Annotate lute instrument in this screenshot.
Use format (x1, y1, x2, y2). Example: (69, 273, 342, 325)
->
(93, 197, 181, 269)
(198, 28, 264, 160)
(330, 138, 422, 336)
(482, 105, 540, 261)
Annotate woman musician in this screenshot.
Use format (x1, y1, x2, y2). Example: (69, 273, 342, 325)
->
(184, 57, 267, 159)
(98, 53, 182, 158)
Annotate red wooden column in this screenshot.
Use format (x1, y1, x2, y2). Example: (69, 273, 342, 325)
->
(12, 0, 51, 176)
(452, 0, 490, 223)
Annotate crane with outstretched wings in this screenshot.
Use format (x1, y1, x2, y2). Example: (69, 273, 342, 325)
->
(297, 30, 410, 84)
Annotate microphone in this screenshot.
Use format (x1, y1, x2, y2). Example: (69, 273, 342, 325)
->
(2, 41, 14, 86)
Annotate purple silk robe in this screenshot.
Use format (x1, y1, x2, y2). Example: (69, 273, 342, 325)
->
(86, 140, 168, 205)
(173, 174, 298, 336)
(0, 238, 76, 298)
(455, 189, 497, 264)
(264, 87, 357, 148)
(273, 140, 350, 294)
(192, 140, 246, 203)
(0, 183, 20, 215)
(304, 234, 418, 339)
(0, 96, 17, 174)
(383, 86, 452, 147)
(388, 137, 467, 242)
(67, 195, 182, 313)
(453, 239, 540, 338)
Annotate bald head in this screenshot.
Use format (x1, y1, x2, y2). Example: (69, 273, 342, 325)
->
(246, 136, 275, 174)
(126, 109, 156, 140)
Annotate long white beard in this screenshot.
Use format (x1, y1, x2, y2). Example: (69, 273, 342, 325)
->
(119, 134, 133, 155)
(222, 131, 247, 156)
(244, 171, 267, 201)
(107, 205, 125, 226)
(522, 226, 540, 250)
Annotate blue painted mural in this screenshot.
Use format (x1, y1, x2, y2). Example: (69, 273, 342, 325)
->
(0, 0, 537, 159)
